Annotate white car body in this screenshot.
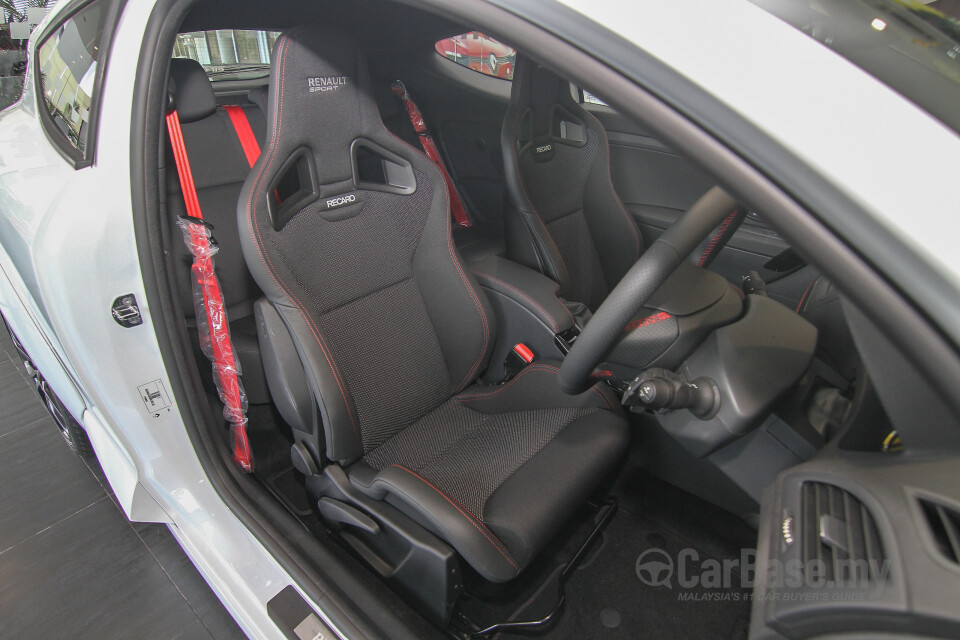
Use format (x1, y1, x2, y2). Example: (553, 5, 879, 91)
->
(1, 0, 958, 638)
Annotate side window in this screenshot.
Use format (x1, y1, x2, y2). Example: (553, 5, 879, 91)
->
(36, 0, 115, 166)
(435, 31, 516, 80)
(1, 28, 29, 111)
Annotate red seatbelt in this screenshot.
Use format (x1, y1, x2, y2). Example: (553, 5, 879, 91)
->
(224, 105, 261, 168)
(391, 81, 471, 228)
(166, 109, 254, 472)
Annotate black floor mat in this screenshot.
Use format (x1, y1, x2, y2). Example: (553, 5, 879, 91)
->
(457, 461, 756, 640)
(553, 507, 749, 639)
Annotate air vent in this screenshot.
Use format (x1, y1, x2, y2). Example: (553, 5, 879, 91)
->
(919, 499, 960, 565)
(800, 482, 886, 585)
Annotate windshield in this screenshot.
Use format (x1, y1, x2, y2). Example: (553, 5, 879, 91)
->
(173, 30, 280, 81)
(752, 0, 960, 135)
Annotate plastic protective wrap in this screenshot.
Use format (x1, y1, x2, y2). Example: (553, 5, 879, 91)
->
(166, 108, 254, 472)
(176, 213, 253, 470)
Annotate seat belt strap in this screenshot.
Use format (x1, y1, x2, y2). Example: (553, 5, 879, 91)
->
(224, 105, 262, 168)
(165, 109, 254, 472)
(391, 81, 471, 228)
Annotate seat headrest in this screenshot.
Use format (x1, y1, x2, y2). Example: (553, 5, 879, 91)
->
(262, 26, 384, 187)
(169, 58, 216, 123)
(509, 54, 588, 153)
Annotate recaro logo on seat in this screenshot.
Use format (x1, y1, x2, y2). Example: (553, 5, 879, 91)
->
(326, 193, 357, 209)
(535, 144, 552, 154)
(308, 76, 348, 93)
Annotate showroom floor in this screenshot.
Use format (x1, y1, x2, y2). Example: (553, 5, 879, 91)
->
(0, 328, 246, 639)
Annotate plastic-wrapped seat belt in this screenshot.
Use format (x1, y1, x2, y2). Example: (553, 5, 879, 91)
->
(166, 108, 254, 472)
(391, 80, 471, 228)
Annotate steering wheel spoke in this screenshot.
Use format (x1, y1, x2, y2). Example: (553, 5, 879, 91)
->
(558, 186, 738, 393)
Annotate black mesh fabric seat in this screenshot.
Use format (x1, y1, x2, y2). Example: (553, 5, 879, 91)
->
(166, 58, 271, 404)
(237, 28, 628, 583)
(502, 55, 643, 311)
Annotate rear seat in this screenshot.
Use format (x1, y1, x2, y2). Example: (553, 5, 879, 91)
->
(166, 58, 271, 404)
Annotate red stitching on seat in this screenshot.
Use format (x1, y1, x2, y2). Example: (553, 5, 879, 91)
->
(471, 271, 560, 333)
(552, 287, 576, 326)
(592, 115, 641, 262)
(244, 31, 361, 444)
(508, 114, 571, 282)
(374, 110, 490, 392)
(589, 385, 615, 412)
(390, 464, 518, 570)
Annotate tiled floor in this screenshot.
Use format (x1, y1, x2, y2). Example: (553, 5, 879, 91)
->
(0, 326, 246, 639)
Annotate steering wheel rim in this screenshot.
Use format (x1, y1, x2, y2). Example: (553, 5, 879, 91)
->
(558, 186, 738, 393)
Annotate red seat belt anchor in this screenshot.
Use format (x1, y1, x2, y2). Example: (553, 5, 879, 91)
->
(513, 343, 534, 364)
(499, 343, 534, 384)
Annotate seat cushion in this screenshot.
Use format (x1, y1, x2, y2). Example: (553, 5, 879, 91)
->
(348, 362, 628, 582)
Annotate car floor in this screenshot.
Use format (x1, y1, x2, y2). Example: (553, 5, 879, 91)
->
(241, 394, 758, 639)
(0, 328, 247, 640)
(453, 462, 756, 640)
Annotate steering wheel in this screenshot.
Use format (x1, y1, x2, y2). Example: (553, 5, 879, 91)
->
(559, 186, 738, 393)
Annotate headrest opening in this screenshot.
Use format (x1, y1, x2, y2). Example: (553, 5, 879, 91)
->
(254, 26, 420, 231)
(511, 54, 589, 157)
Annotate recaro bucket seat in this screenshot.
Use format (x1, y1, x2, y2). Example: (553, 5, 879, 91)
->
(501, 55, 741, 313)
(501, 54, 643, 311)
(237, 26, 628, 600)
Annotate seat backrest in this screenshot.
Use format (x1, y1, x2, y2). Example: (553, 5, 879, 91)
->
(501, 55, 642, 310)
(167, 58, 267, 321)
(238, 27, 494, 464)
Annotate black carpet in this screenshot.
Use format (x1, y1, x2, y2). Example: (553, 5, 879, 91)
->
(457, 462, 756, 640)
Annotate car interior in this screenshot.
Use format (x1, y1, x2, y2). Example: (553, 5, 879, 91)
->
(142, 1, 960, 638)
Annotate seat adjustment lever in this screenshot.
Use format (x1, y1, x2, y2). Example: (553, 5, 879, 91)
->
(318, 497, 380, 534)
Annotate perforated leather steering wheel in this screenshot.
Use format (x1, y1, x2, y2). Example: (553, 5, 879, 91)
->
(558, 187, 738, 393)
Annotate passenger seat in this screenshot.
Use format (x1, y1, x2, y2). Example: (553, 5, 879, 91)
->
(166, 58, 271, 404)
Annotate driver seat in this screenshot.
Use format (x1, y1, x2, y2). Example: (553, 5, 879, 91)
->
(238, 27, 628, 588)
(502, 55, 642, 311)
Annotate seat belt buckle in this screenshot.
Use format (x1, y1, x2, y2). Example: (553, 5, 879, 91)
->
(500, 343, 534, 384)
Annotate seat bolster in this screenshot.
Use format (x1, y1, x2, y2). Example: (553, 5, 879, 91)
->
(483, 409, 629, 567)
(271, 302, 363, 462)
(581, 113, 643, 287)
(455, 360, 621, 416)
(501, 106, 572, 291)
(350, 463, 522, 583)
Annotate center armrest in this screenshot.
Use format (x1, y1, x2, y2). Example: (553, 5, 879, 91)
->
(469, 255, 575, 334)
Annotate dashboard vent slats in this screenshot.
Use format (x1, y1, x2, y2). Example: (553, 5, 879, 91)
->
(919, 499, 960, 565)
(800, 482, 886, 585)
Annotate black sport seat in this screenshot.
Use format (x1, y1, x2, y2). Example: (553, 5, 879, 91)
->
(238, 27, 628, 584)
(502, 55, 643, 311)
(166, 58, 271, 404)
